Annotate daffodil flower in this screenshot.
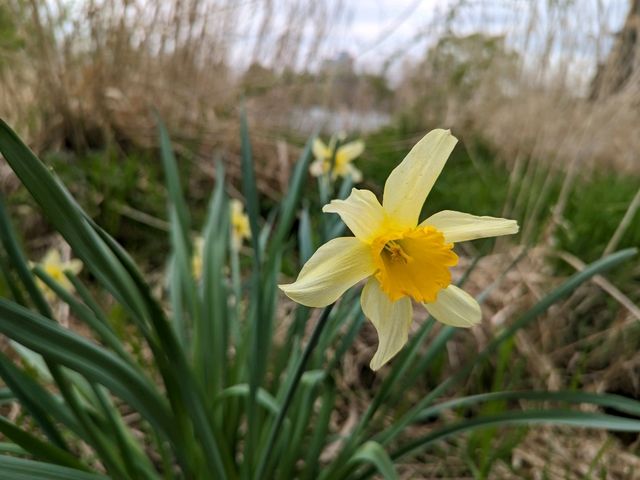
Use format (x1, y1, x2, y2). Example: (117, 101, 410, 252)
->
(192, 236, 205, 280)
(280, 129, 519, 370)
(310, 137, 364, 183)
(192, 200, 250, 281)
(33, 249, 83, 300)
(230, 199, 251, 250)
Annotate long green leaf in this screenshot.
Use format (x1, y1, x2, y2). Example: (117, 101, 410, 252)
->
(0, 119, 151, 335)
(254, 303, 335, 480)
(375, 248, 637, 446)
(267, 137, 314, 258)
(156, 115, 191, 243)
(347, 442, 398, 480)
(33, 267, 133, 363)
(0, 455, 108, 480)
(0, 350, 72, 448)
(240, 107, 264, 477)
(392, 409, 640, 462)
(0, 417, 89, 471)
(0, 298, 174, 438)
(199, 161, 229, 399)
(417, 390, 640, 422)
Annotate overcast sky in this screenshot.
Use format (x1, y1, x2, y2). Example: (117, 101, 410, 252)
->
(324, 0, 629, 81)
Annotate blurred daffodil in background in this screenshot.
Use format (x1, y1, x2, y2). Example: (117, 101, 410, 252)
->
(281, 129, 519, 370)
(230, 199, 251, 250)
(310, 136, 365, 183)
(32, 248, 83, 300)
(192, 199, 251, 281)
(192, 236, 205, 280)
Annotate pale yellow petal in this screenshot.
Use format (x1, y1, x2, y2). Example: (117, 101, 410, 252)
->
(65, 259, 83, 275)
(309, 159, 326, 177)
(322, 188, 386, 243)
(347, 164, 363, 183)
(312, 138, 330, 160)
(337, 140, 364, 162)
(424, 285, 480, 328)
(230, 199, 243, 216)
(279, 237, 375, 308)
(42, 249, 61, 266)
(421, 210, 519, 243)
(382, 129, 458, 227)
(361, 278, 413, 370)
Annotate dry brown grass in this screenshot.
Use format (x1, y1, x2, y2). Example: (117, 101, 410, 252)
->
(0, 0, 344, 161)
(397, 0, 640, 175)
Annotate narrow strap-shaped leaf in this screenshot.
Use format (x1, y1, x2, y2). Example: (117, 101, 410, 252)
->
(267, 137, 314, 259)
(240, 107, 264, 476)
(375, 248, 637, 447)
(0, 354, 82, 435)
(354, 409, 640, 480)
(417, 390, 640, 422)
(0, 350, 73, 448)
(34, 267, 134, 364)
(156, 115, 191, 244)
(0, 455, 108, 480)
(0, 119, 151, 332)
(347, 442, 398, 480)
(253, 303, 335, 480)
(325, 256, 487, 478)
(199, 160, 229, 398)
(240, 108, 262, 264)
(300, 382, 337, 480)
(91, 221, 231, 478)
(90, 385, 159, 480)
(0, 118, 227, 477)
(393, 409, 640, 463)
(0, 298, 174, 438)
(0, 416, 89, 471)
(0, 196, 52, 317)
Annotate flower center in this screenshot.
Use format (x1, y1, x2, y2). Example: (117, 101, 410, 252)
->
(372, 226, 458, 303)
(383, 240, 413, 264)
(45, 266, 64, 282)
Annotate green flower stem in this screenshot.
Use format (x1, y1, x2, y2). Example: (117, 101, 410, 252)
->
(253, 302, 335, 480)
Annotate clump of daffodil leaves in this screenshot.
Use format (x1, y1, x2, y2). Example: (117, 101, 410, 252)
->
(281, 129, 519, 370)
(1, 115, 638, 480)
